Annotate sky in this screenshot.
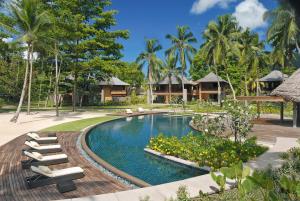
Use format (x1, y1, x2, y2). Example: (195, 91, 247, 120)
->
(110, 0, 278, 64)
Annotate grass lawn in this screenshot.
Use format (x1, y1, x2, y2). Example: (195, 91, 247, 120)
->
(42, 116, 120, 132)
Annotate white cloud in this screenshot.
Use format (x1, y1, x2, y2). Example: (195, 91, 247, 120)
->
(2, 37, 13, 43)
(233, 0, 267, 30)
(190, 0, 236, 14)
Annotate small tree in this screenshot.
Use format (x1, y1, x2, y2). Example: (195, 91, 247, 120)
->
(224, 100, 255, 143)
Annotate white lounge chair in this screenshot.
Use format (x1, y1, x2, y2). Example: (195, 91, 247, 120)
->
(24, 141, 62, 154)
(125, 109, 133, 114)
(26, 165, 84, 193)
(137, 107, 145, 113)
(27, 132, 58, 144)
(22, 151, 68, 169)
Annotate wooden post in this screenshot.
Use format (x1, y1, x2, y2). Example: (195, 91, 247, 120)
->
(199, 83, 202, 101)
(293, 102, 297, 128)
(280, 102, 284, 122)
(257, 102, 261, 118)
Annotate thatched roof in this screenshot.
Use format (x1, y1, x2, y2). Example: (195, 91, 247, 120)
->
(259, 70, 288, 82)
(157, 75, 194, 85)
(98, 77, 129, 86)
(271, 69, 300, 103)
(194, 72, 227, 84)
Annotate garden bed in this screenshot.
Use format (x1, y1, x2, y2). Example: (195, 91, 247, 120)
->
(147, 133, 268, 170)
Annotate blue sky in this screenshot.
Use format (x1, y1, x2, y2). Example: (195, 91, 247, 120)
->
(110, 0, 278, 64)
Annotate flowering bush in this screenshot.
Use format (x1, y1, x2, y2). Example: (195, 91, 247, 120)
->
(191, 114, 226, 137)
(224, 100, 256, 143)
(148, 133, 267, 170)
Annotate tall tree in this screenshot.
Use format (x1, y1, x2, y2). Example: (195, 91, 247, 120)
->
(43, 0, 129, 112)
(136, 39, 162, 104)
(264, 3, 299, 68)
(1, 0, 50, 122)
(166, 26, 197, 103)
(237, 29, 266, 96)
(162, 52, 180, 102)
(199, 15, 240, 102)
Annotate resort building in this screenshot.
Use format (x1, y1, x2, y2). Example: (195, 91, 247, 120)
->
(152, 75, 195, 103)
(193, 72, 228, 102)
(98, 77, 130, 103)
(272, 68, 300, 128)
(259, 70, 288, 95)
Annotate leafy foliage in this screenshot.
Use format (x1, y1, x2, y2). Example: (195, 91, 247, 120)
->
(148, 133, 267, 170)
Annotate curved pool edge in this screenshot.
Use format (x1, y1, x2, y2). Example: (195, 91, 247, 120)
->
(80, 113, 168, 188)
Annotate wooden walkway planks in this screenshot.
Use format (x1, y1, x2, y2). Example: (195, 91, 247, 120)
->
(0, 132, 130, 201)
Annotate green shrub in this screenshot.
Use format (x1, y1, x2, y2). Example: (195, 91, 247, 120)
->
(129, 90, 146, 105)
(148, 133, 267, 170)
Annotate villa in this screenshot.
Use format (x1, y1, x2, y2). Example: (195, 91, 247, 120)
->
(152, 75, 195, 103)
(98, 77, 130, 103)
(193, 72, 228, 102)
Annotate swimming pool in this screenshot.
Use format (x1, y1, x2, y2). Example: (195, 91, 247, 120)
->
(86, 114, 207, 185)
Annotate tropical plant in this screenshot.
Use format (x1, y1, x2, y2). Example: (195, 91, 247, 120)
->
(166, 26, 197, 103)
(2, 0, 50, 122)
(136, 39, 162, 104)
(148, 133, 267, 170)
(191, 114, 226, 137)
(224, 100, 255, 143)
(264, 2, 299, 68)
(237, 29, 267, 96)
(199, 15, 240, 102)
(162, 52, 180, 101)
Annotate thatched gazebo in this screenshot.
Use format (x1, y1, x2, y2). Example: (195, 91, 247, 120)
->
(259, 70, 288, 94)
(271, 69, 300, 127)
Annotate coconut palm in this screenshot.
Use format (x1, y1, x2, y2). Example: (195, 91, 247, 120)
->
(237, 29, 265, 96)
(136, 39, 162, 104)
(166, 26, 197, 103)
(4, 0, 50, 122)
(264, 3, 299, 68)
(199, 15, 240, 102)
(162, 52, 180, 102)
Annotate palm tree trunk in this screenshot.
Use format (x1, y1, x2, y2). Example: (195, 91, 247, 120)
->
(10, 46, 30, 122)
(180, 50, 186, 103)
(27, 44, 33, 115)
(226, 73, 236, 100)
(54, 43, 59, 117)
(168, 74, 172, 103)
(148, 65, 153, 105)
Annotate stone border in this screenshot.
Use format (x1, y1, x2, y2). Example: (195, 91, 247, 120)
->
(144, 148, 211, 172)
(80, 112, 167, 188)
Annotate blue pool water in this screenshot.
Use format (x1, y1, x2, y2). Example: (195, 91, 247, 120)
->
(86, 114, 207, 185)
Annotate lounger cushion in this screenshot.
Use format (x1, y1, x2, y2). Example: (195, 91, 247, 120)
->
(39, 166, 52, 174)
(28, 133, 39, 139)
(30, 141, 39, 147)
(31, 166, 84, 178)
(32, 152, 43, 160)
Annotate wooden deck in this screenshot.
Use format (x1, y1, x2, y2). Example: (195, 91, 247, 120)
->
(0, 132, 130, 201)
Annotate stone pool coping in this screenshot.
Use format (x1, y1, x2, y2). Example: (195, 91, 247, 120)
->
(80, 112, 169, 188)
(144, 148, 211, 172)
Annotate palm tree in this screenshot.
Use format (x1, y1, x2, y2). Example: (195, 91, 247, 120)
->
(5, 0, 50, 122)
(166, 26, 197, 103)
(162, 52, 180, 102)
(264, 3, 299, 68)
(199, 15, 240, 102)
(237, 29, 265, 96)
(136, 39, 162, 104)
